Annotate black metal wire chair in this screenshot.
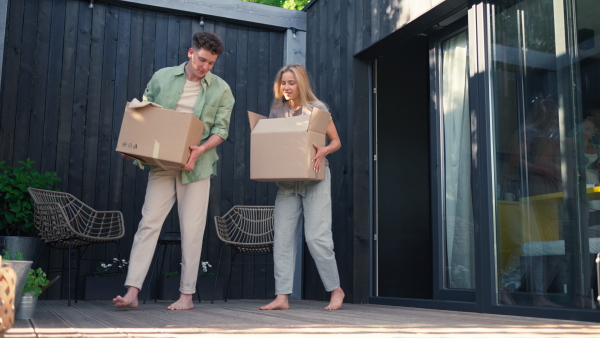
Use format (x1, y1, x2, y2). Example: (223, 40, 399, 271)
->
(212, 205, 274, 303)
(28, 187, 125, 305)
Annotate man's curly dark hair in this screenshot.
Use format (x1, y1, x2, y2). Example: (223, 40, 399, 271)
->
(192, 32, 224, 56)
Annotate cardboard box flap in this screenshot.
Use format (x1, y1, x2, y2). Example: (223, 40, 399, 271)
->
(307, 108, 330, 134)
(253, 115, 312, 134)
(128, 98, 163, 109)
(248, 111, 267, 131)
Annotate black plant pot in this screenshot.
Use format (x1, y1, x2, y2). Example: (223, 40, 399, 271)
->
(0, 236, 41, 261)
(159, 277, 181, 300)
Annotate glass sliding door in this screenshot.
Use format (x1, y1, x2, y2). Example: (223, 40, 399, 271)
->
(434, 29, 476, 291)
(491, 0, 600, 309)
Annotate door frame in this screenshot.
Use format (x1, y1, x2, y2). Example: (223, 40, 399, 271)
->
(429, 17, 478, 303)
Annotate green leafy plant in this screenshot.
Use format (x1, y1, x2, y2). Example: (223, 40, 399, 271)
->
(1, 250, 25, 261)
(242, 0, 310, 10)
(0, 159, 60, 236)
(164, 271, 180, 278)
(22, 267, 50, 297)
(93, 258, 129, 277)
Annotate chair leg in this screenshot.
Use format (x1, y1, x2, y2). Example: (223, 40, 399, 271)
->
(195, 245, 200, 302)
(224, 249, 237, 303)
(114, 240, 122, 261)
(75, 247, 82, 304)
(67, 241, 72, 306)
(113, 240, 125, 290)
(33, 242, 46, 269)
(143, 243, 162, 304)
(156, 244, 171, 302)
(211, 245, 227, 304)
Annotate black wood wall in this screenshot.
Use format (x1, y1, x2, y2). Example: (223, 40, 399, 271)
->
(0, 0, 285, 300)
(305, 0, 366, 304)
(304, 0, 467, 304)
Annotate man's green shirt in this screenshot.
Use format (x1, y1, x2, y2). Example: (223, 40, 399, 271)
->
(142, 62, 235, 184)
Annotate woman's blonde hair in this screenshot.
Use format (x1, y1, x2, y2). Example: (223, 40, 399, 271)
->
(272, 63, 322, 109)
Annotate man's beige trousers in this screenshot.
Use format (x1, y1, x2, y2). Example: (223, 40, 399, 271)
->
(125, 167, 210, 294)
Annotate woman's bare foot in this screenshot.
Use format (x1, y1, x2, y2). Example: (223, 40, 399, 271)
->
(167, 293, 194, 310)
(259, 294, 289, 310)
(113, 286, 139, 309)
(324, 287, 344, 310)
(532, 295, 562, 308)
(499, 289, 516, 305)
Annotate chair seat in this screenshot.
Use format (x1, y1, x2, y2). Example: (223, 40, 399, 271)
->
(232, 244, 273, 255)
(158, 234, 182, 244)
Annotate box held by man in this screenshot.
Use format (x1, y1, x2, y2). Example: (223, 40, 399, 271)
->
(116, 101, 205, 170)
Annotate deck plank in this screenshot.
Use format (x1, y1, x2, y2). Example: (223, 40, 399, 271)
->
(4, 299, 600, 337)
(9, 319, 35, 338)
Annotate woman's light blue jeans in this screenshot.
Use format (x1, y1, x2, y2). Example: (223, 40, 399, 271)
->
(273, 166, 340, 295)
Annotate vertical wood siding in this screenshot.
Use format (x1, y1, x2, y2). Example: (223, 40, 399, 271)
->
(305, 0, 451, 303)
(0, 0, 282, 301)
(304, 0, 353, 303)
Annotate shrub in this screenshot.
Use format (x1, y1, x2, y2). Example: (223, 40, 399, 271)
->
(0, 159, 60, 236)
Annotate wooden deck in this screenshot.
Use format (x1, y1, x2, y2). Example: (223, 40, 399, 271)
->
(5, 299, 600, 337)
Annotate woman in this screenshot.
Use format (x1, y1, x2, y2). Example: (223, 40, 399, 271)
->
(259, 63, 344, 311)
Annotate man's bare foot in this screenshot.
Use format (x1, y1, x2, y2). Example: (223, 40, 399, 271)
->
(113, 286, 139, 309)
(167, 293, 194, 310)
(324, 287, 344, 310)
(259, 294, 289, 310)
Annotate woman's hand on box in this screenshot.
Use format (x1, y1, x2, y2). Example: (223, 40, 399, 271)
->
(310, 120, 342, 172)
(311, 144, 328, 172)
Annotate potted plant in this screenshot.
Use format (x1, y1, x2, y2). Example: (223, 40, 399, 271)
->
(1, 250, 32, 309)
(0, 159, 60, 260)
(160, 270, 182, 300)
(198, 261, 223, 301)
(84, 258, 128, 300)
(15, 267, 50, 319)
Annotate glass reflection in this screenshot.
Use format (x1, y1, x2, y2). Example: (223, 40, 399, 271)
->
(493, 0, 600, 309)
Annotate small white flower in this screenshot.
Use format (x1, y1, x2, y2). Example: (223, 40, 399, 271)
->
(201, 261, 212, 273)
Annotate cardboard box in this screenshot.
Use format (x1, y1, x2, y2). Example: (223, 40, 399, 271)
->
(116, 101, 204, 170)
(248, 108, 330, 181)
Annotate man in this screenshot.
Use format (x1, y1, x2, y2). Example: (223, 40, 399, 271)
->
(113, 32, 234, 311)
